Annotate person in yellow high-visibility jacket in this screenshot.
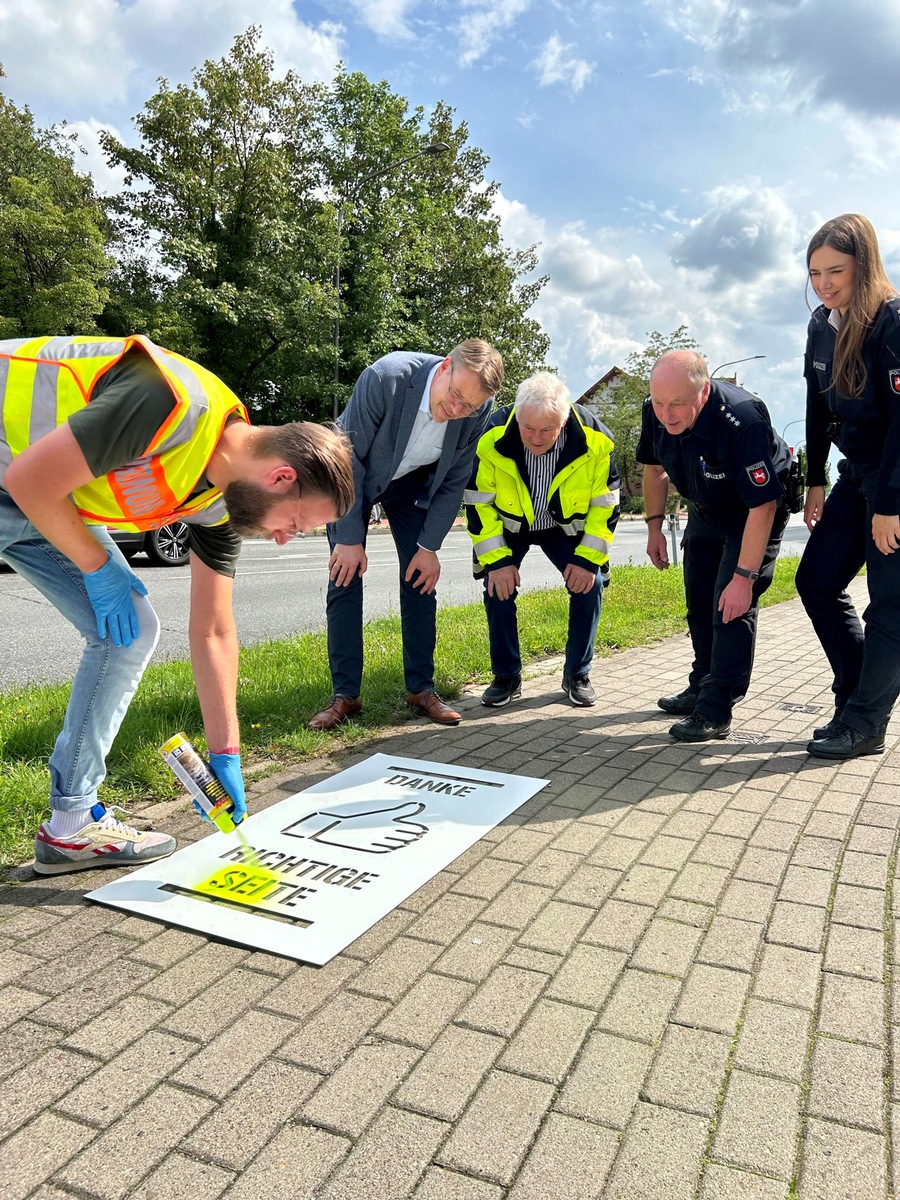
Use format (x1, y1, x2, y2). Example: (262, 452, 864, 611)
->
(465, 371, 620, 708)
(0, 335, 353, 875)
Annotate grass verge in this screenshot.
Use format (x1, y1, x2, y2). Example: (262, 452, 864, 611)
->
(0, 558, 800, 870)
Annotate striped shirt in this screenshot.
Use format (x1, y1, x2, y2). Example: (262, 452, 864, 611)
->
(525, 427, 566, 531)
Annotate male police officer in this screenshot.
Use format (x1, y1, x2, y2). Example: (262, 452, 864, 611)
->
(637, 350, 791, 741)
(466, 371, 619, 707)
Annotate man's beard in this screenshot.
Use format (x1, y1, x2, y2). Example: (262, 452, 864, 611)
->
(222, 480, 283, 537)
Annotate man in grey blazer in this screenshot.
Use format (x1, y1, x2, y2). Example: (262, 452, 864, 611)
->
(309, 339, 503, 730)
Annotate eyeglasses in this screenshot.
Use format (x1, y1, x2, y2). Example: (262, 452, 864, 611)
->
(288, 484, 304, 536)
(445, 364, 484, 416)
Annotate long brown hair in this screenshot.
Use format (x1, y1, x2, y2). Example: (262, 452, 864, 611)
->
(806, 213, 897, 399)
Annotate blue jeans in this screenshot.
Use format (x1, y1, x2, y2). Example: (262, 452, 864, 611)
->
(0, 488, 160, 812)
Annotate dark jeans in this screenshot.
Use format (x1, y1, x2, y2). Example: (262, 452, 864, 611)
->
(325, 467, 437, 698)
(796, 468, 900, 738)
(683, 501, 788, 722)
(483, 527, 603, 679)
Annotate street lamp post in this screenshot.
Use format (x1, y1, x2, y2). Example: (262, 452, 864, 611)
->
(332, 141, 451, 420)
(781, 418, 805, 442)
(710, 354, 766, 380)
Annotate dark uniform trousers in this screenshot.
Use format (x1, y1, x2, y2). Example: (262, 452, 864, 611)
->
(326, 464, 438, 698)
(483, 527, 603, 680)
(684, 500, 789, 723)
(795, 466, 900, 738)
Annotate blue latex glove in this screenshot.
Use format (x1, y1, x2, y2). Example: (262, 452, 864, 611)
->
(83, 551, 149, 647)
(209, 752, 247, 825)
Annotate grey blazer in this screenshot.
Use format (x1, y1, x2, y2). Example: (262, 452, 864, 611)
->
(333, 351, 493, 549)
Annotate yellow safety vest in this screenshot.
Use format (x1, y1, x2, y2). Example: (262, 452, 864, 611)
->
(0, 335, 248, 531)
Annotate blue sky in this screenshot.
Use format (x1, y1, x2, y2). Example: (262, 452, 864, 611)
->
(4, 0, 900, 437)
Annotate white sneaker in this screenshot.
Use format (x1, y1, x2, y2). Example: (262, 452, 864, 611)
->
(34, 804, 176, 875)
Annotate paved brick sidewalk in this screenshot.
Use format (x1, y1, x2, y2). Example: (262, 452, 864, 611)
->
(1, 579, 896, 1199)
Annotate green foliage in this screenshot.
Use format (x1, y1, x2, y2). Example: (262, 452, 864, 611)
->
(0, 82, 111, 336)
(593, 326, 701, 499)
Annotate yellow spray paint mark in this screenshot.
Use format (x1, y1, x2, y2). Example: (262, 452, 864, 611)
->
(192, 864, 290, 906)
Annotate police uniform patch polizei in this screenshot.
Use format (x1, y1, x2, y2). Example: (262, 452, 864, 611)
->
(747, 462, 769, 487)
(889, 368, 900, 395)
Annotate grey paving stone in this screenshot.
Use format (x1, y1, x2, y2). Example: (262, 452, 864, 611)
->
(58, 1084, 213, 1200)
(500, 998, 594, 1083)
(750, 819, 802, 852)
(556, 1029, 654, 1127)
(831, 883, 885, 931)
(631, 918, 704, 977)
(700, 1164, 790, 1199)
(808, 1036, 884, 1130)
(554, 864, 621, 907)
(56, 1029, 197, 1126)
(719, 880, 777, 922)
(479, 882, 553, 929)
(805, 810, 855, 839)
(798, 1118, 887, 1200)
(642, 1023, 731, 1115)
(640, 835, 694, 870)
(791, 836, 844, 870)
(127, 926, 207, 967)
(282, 990, 390, 1071)
(346, 909, 416, 960)
(317, 1107, 447, 1200)
(671, 861, 732, 904)
(849, 823, 896, 855)
(736, 847, 791, 886)
(1, 1018, 66, 1082)
(518, 900, 593, 954)
(218, 1124, 349, 1200)
(504, 945, 564, 974)
(0, 1110, 97, 1200)
(491, 827, 555, 865)
(711, 808, 763, 839)
(351, 937, 442, 1000)
(451, 856, 523, 901)
(694, 833, 746, 869)
(174, 1008, 296, 1098)
(818, 973, 885, 1046)
(859, 801, 900, 828)
(518, 847, 581, 887)
(183, 1059, 319, 1169)
(604, 1101, 708, 1200)
(412, 1167, 503, 1200)
(162, 965, 274, 1041)
(778, 865, 833, 908)
(127, 1155, 234, 1200)
(436, 1069, 555, 1186)
(407, 893, 488, 943)
(548, 821, 608, 855)
(840, 851, 889, 889)
(397, 1025, 503, 1119)
(459, 964, 548, 1037)
(582, 899, 655, 951)
(825, 923, 884, 980)
(699, 916, 763, 972)
(599, 968, 682, 1043)
(613, 863, 677, 905)
(0, 1046, 96, 1139)
(373, 971, 472, 1048)
(657, 897, 715, 927)
(733, 998, 811, 1082)
(713, 1070, 801, 1177)
(506, 1112, 619, 1199)
(766, 901, 827, 952)
(29, 957, 158, 1031)
(545, 943, 627, 1009)
(61, 993, 171, 1059)
(139, 942, 249, 1005)
(422, 912, 523, 981)
(302, 1039, 421, 1137)
(0, 984, 44, 1032)
(663, 810, 717, 840)
(753, 944, 821, 1009)
(674, 964, 749, 1034)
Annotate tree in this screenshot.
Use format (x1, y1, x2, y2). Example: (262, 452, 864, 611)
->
(100, 29, 549, 420)
(592, 326, 701, 501)
(0, 75, 111, 336)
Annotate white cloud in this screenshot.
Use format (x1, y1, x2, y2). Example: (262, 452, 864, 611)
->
(0, 0, 344, 113)
(458, 0, 531, 68)
(344, 0, 418, 42)
(534, 33, 594, 95)
(69, 120, 128, 196)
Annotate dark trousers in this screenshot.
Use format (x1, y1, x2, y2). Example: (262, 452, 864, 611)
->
(326, 467, 437, 698)
(683, 501, 788, 722)
(483, 527, 603, 679)
(795, 468, 900, 738)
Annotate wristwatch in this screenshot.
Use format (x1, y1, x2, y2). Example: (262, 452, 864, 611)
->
(734, 566, 760, 580)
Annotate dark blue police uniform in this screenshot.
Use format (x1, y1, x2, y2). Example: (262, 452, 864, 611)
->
(796, 298, 900, 737)
(637, 381, 791, 723)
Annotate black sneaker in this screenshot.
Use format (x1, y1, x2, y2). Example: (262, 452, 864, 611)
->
(657, 688, 699, 715)
(481, 676, 523, 707)
(807, 722, 885, 760)
(812, 712, 844, 740)
(669, 712, 731, 742)
(562, 671, 596, 707)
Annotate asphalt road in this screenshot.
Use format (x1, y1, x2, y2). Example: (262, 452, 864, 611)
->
(0, 515, 810, 691)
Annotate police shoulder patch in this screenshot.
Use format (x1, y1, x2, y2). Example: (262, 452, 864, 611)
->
(746, 461, 770, 487)
(889, 368, 900, 395)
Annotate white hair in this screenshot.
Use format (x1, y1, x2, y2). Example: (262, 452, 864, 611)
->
(514, 371, 571, 422)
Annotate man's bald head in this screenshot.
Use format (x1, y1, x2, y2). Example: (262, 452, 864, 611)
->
(648, 351, 711, 436)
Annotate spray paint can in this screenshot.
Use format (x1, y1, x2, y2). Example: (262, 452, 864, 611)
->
(160, 732, 239, 834)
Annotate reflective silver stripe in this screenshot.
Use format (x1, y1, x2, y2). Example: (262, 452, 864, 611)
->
(30, 362, 61, 449)
(151, 353, 211, 452)
(499, 514, 523, 533)
(559, 520, 584, 536)
(474, 533, 507, 555)
(463, 489, 495, 505)
(183, 496, 229, 525)
(40, 337, 126, 359)
(0, 338, 39, 354)
(0, 354, 10, 475)
(580, 533, 610, 553)
(591, 489, 619, 507)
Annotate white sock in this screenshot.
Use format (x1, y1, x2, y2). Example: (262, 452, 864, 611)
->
(47, 807, 96, 837)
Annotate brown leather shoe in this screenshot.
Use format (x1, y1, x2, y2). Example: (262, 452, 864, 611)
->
(308, 695, 362, 731)
(405, 689, 461, 725)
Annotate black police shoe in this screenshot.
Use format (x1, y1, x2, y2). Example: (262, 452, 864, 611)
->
(657, 687, 699, 715)
(812, 711, 844, 740)
(562, 671, 596, 707)
(669, 712, 731, 742)
(481, 676, 523, 707)
(807, 722, 885, 760)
